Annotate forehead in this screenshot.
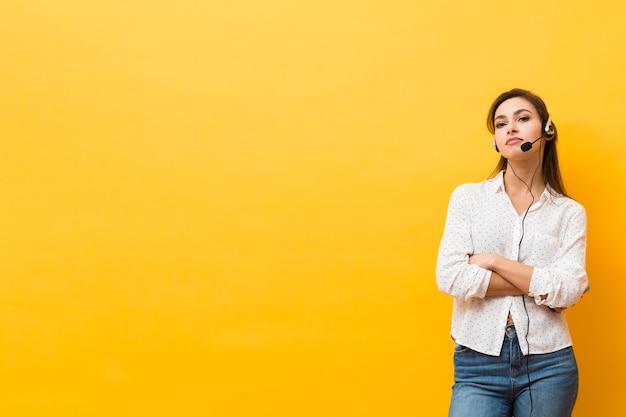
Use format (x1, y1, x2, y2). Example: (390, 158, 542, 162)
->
(495, 97, 537, 117)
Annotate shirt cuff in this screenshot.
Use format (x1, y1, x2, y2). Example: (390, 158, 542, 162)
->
(528, 267, 551, 305)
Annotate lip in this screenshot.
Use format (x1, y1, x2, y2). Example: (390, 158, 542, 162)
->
(506, 137, 523, 145)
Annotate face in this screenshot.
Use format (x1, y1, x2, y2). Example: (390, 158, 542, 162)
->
(493, 96, 544, 156)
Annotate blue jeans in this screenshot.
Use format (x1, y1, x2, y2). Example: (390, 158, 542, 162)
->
(448, 325, 578, 417)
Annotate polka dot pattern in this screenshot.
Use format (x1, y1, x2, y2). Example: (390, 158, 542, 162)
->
(436, 171, 589, 356)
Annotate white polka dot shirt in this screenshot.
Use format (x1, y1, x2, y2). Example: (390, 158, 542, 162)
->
(436, 171, 589, 356)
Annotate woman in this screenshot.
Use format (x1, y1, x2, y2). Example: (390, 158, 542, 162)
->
(436, 88, 589, 417)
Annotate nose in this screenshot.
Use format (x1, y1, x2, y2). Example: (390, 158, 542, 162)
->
(507, 122, 518, 135)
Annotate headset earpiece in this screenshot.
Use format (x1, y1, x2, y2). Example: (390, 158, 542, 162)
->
(544, 115, 555, 138)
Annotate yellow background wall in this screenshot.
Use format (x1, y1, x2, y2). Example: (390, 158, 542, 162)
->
(1, 1, 624, 415)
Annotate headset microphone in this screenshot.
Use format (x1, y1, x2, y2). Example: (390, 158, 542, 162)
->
(520, 135, 543, 152)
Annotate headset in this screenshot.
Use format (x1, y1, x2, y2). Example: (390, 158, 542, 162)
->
(493, 116, 555, 153)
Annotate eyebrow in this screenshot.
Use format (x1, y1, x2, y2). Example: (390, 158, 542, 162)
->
(494, 108, 532, 120)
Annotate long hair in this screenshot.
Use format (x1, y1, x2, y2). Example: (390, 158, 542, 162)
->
(486, 88, 567, 197)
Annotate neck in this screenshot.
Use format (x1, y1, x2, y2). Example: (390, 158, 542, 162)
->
(504, 161, 545, 196)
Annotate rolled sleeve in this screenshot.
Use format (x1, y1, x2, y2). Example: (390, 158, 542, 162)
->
(436, 185, 492, 301)
(528, 206, 589, 308)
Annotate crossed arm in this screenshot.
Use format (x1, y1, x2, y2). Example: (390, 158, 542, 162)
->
(470, 253, 558, 310)
(469, 253, 531, 295)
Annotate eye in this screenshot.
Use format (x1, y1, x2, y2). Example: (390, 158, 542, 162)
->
(518, 116, 530, 122)
(495, 121, 506, 128)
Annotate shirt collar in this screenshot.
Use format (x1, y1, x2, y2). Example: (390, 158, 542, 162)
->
(490, 170, 561, 205)
(489, 170, 506, 194)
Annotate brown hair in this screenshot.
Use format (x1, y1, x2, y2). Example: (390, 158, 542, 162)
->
(486, 88, 567, 196)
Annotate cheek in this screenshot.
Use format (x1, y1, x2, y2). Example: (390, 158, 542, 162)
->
(524, 122, 543, 136)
